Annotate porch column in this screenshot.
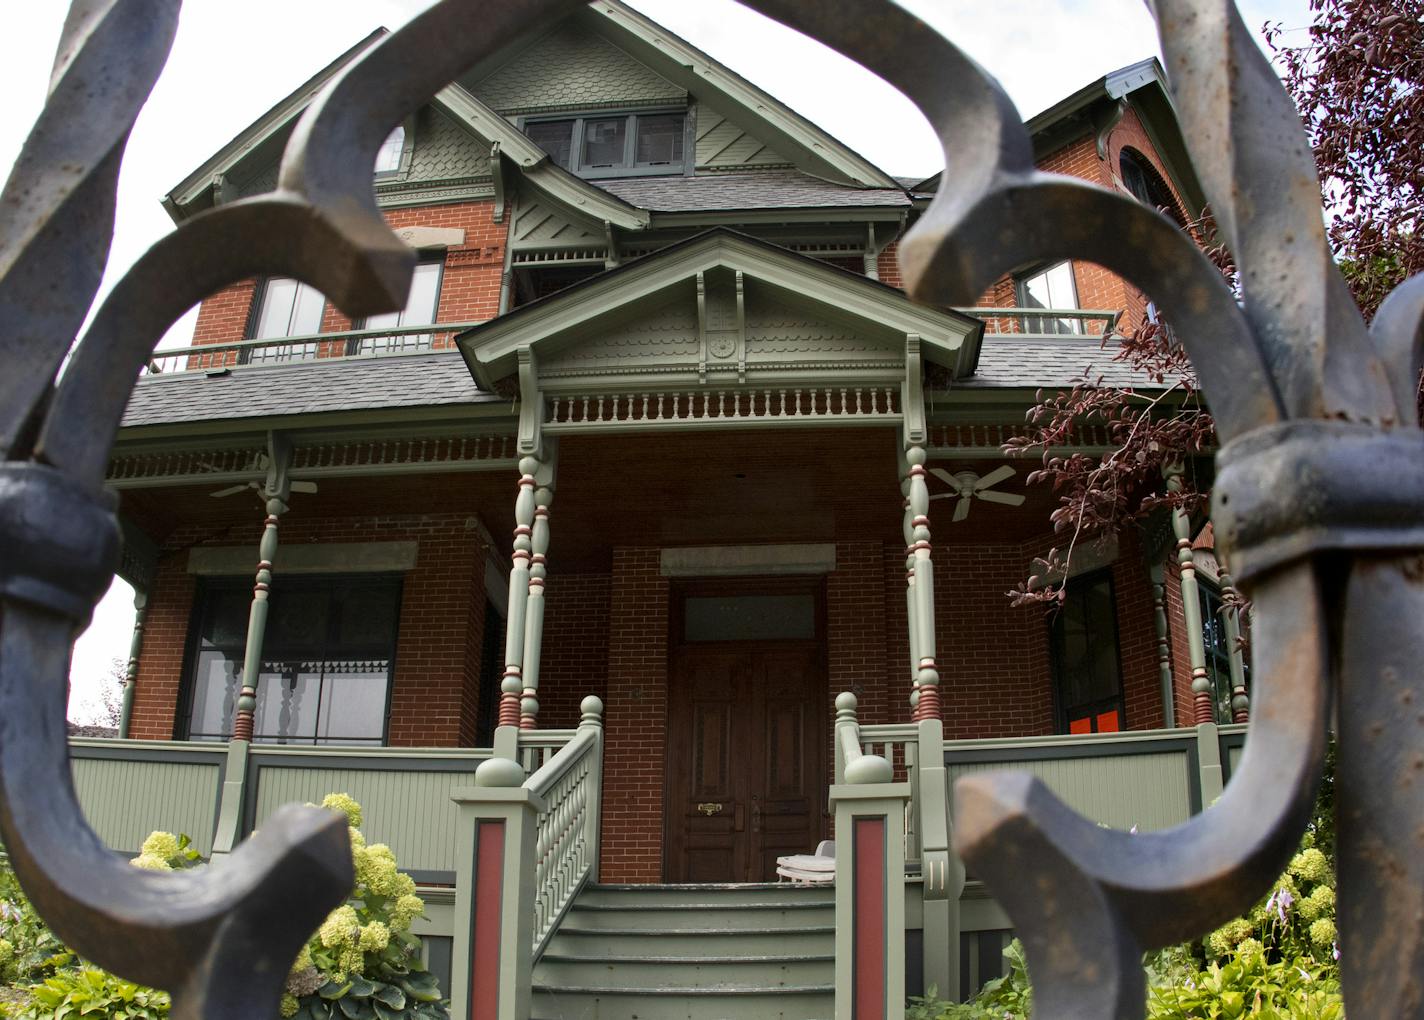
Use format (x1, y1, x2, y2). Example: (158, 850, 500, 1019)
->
(232, 493, 287, 742)
(1148, 561, 1175, 726)
(519, 453, 555, 729)
(117, 589, 147, 739)
(905, 445, 941, 722)
(1218, 566, 1250, 722)
(1166, 465, 1214, 725)
(497, 456, 539, 728)
(899, 452, 921, 716)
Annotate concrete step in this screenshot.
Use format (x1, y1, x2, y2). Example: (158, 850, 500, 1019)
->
(547, 925, 836, 958)
(530, 985, 834, 1020)
(533, 953, 834, 989)
(577, 883, 834, 908)
(562, 901, 833, 930)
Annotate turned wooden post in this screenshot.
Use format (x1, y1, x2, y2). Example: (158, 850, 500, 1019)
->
(1219, 566, 1250, 722)
(905, 445, 941, 722)
(1148, 561, 1175, 726)
(1166, 465, 1214, 725)
(233, 494, 287, 742)
(499, 456, 539, 728)
(519, 466, 554, 730)
(117, 589, 147, 739)
(900, 452, 922, 717)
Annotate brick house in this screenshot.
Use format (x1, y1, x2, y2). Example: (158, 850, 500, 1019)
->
(78, 4, 1250, 1015)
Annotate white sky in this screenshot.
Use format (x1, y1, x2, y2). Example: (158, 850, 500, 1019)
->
(0, 0, 1310, 724)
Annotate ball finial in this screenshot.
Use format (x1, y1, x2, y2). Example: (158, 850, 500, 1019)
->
(518, 456, 539, 476)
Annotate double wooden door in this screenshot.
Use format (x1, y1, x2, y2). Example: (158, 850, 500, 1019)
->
(664, 642, 825, 883)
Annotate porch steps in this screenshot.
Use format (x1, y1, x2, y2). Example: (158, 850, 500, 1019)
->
(532, 882, 835, 1019)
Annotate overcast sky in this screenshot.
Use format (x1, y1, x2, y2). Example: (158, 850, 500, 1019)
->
(0, 0, 1312, 724)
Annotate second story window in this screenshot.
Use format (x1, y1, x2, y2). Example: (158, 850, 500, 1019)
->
(1016, 261, 1082, 336)
(352, 261, 443, 355)
(374, 125, 407, 175)
(246, 277, 325, 364)
(523, 110, 686, 178)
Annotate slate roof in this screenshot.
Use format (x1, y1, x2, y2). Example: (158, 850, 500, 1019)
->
(961, 336, 1150, 390)
(595, 171, 911, 212)
(120, 350, 495, 428)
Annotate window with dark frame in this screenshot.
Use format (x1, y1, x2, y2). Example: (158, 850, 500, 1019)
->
(182, 575, 402, 745)
(521, 110, 686, 178)
(374, 125, 407, 176)
(245, 276, 326, 364)
(1050, 569, 1126, 734)
(350, 260, 443, 356)
(1015, 261, 1082, 336)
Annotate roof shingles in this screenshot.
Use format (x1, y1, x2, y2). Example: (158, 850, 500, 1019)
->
(595, 171, 910, 212)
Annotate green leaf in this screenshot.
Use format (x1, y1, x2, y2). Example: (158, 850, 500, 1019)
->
(347, 977, 376, 999)
(320, 981, 353, 1000)
(336, 996, 376, 1020)
(371, 984, 405, 1010)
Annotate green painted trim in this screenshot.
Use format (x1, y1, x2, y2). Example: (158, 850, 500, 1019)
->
(163, 30, 388, 220)
(68, 741, 227, 766)
(1217, 726, 1248, 785)
(943, 734, 1196, 766)
(648, 208, 909, 229)
(187, 541, 419, 576)
(459, 229, 981, 387)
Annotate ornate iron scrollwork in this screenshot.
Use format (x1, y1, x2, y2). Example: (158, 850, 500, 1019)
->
(1, 0, 1420, 1017)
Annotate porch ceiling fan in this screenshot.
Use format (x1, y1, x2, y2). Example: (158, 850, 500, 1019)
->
(208, 479, 318, 499)
(928, 465, 1026, 522)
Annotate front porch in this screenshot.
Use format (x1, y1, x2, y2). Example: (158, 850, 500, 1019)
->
(69, 715, 1248, 1014)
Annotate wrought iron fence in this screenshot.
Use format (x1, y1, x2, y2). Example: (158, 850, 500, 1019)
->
(1, 0, 1422, 1017)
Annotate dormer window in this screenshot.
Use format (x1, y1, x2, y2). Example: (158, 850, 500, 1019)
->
(522, 110, 686, 178)
(374, 124, 412, 177)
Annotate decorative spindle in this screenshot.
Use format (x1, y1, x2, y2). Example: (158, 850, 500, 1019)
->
(499, 456, 538, 727)
(1167, 465, 1215, 725)
(906, 445, 941, 721)
(233, 495, 287, 742)
(117, 589, 147, 739)
(1219, 566, 1250, 722)
(900, 461, 921, 714)
(519, 473, 554, 730)
(1149, 561, 1175, 726)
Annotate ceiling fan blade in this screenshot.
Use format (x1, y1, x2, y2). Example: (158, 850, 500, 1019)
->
(208, 485, 251, 498)
(290, 480, 319, 494)
(978, 490, 1026, 506)
(927, 492, 957, 501)
(975, 464, 1016, 490)
(928, 466, 964, 493)
(953, 495, 972, 522)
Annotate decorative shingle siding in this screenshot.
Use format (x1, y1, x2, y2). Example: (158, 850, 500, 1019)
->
(470, 23, 684, 115)
(694, 104, 789, 171)
(402, 106, 493, 184)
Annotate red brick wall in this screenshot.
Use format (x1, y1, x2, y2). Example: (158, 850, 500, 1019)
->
(188, 200, 507, 349)
(535, 572, 612, 729)
(599, 548, 669, 883)
(827, 541, 890, 723)
(129, 512, 491, 747)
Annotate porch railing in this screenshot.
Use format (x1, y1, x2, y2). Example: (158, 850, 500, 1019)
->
(450, 696, 605, 1020)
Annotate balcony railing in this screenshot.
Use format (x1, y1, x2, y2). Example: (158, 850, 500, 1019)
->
(139, 310, 1120, 377)
(141, 321, 485, 376)
(960, 306, 1121, 337)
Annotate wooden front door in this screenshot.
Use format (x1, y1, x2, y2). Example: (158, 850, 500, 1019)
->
(664, 582, 825, 883)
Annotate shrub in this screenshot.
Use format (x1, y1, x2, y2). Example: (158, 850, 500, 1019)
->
(15, 967, 170, 1020)
(283, 794, 448, 1020)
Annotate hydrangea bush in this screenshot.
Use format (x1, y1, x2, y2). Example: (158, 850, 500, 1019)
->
(281, 794, 447, 1020)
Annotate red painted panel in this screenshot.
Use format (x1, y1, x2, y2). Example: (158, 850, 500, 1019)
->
(854, 816, 886, 1020)
(1096, 710, 1121, 733)
(469, 820, 505, 1020)
(1069, 716, 1092, 735)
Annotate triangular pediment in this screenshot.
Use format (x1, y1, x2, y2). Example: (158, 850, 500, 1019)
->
(458, 230, 982, 390)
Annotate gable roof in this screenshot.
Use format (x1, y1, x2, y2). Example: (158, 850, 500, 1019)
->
(912, 58, 1208, 217)
(596, 171, 910, 212)
(457, 227, 981, 387)
(161, 1, 902, 224)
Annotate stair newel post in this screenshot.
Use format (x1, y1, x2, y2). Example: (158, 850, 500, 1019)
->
(906, 445, 941, 722)
(580, 695, 605, 880)
(914, 715, 963, 1004)
(499, 456, 539, 732)
(832, 693, 909, 1020)
(452, 755, 541, 1020)
(520, 453, 556, 730)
